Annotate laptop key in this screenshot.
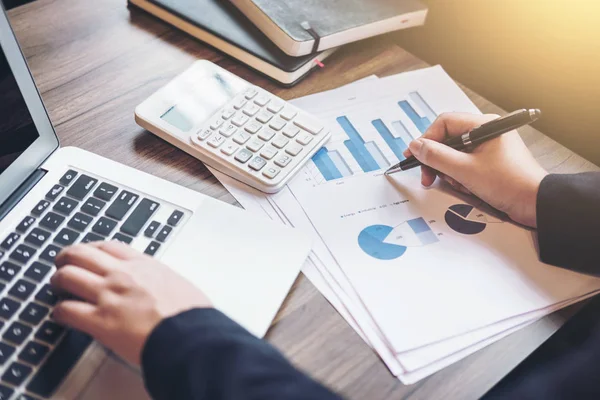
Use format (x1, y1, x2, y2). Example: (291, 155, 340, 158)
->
(0, 342, 15, 365)
(94, 182, 118, 201)
(0, 298, 20, 319)
(0, 262, 20, 283)
(31, 200, 50, 216)
(19, 341, 50, 365)
(92, 217, 117, 237)
(167, 210, 184, 227)
(14, 393, 36, 400)
(2, 362, 32, 386)
(0, 250, 3, 260)
(120, 199, 159, 237)
(0, 384, 13, 400)
(35, 285, 59, 306)
(35, 321, 64, 345)
(9, 280, 36, 301)
(156, 226, 173, 243)
(10, 245, 36, 264)
(81, 233, 104, 243)
(1, 233, 20, 251)
(112, 233, 133, 244)
(59, 170, 78, 186)
(15, 216, 36, 234)
(39, 212, 65, 231)
(105, 191, 139, 221)
(24, 262, 51, 283)
(19, 303, 49, 326)
(24, 228, 51, 247)
(53, 197, 78, 216)
(81, 197, 106, 217)
(27, 330, 92, 398)
(144, 241, 160, 256)
(144, 221, 161, 238)
(45, 184, 65, 201)
(66, 175, 98, 200)
(40, 245, 61, 264)
(54, 228, 79, 246)
(3, 322, 32, 345)
(68, 212, 93, 232)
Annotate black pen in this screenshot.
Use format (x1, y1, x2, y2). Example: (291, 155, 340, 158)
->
(384, 109, 541, 175)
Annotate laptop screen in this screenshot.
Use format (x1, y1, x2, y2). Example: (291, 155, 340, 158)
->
(0, 44, 38, 175)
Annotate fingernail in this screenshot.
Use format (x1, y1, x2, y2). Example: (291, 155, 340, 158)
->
(409, 139, 423, 157)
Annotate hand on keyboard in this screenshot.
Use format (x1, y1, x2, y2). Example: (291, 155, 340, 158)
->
(50, 241, 212, 365)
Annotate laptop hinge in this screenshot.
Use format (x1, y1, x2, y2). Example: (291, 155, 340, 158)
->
(0, 168, 47, 222)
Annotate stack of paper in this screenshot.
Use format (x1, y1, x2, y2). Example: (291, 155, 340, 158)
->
(210, 66, 600, 384)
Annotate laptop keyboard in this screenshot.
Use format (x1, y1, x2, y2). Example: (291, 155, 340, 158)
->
(0, 169, 187, 399)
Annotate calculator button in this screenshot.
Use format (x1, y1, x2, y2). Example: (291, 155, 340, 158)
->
(274, 155, 293, 168)
(209, 118, 224, 130)
(280, 108, 297, 121)
(243, 103, 260, 117)
(294, 115, 324, 135)
(234, 149, 253, 164)
(45, 185, 65, 201)
(232, 98, 247, 110)
(282, 125, 300, 138)
(59, 170, 78, 186)
(221, 108, 235, 120)
(248, 157, 267, 171)
(232, 131, 250, 145)
(272, 136, 289, 149)
(296, 132, 314, 145)
(219, 124, 237, 137)
(232, 113, 250, 127)
(260, 146, 278, 160)
(263, 167, 281, 179)
(221, 143, 239, 156)
(246, 139, 264, 153)
(285, 143, 304, 156)
(244, 88, 258, 99)
(257, 128, 276, 142)
(256, 111, 274, 124)
(269, 118, 286, 131)
(197, 129, 213, 141)
(254, 94, 271, 107)
(208, 135, 226, 148)
(244, 121, 262, 134)
(267, 101, 284, 114)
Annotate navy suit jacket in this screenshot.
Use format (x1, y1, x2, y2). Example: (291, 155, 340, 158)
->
(141, 172, 600, 400)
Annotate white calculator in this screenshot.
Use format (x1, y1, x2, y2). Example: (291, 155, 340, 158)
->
(135, 61, 331, 193)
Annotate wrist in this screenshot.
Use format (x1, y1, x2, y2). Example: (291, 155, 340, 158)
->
(511, 170, 548, 228)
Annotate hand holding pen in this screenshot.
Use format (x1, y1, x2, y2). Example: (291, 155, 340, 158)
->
(386, 111, 548, 228)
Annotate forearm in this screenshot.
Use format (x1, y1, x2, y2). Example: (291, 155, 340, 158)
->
(536, 172, 600, 274)
(141, 308, 342, 400)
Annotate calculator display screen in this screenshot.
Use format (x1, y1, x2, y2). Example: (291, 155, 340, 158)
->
(159, 67, 247, 133)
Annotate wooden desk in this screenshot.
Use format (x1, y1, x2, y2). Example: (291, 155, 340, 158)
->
(7, 0, 599, 399)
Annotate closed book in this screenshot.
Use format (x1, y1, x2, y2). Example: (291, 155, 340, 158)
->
(229, 0, 427, 57)
(128, 0, 336, 86)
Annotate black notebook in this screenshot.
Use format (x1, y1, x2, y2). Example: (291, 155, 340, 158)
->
(128, 0, 336, 86)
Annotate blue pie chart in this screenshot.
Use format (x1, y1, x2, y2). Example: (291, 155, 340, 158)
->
(358, 225, 407, 260)
(445, 204, 486, 235)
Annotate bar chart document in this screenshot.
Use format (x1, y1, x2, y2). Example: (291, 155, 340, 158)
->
(281, 66, 600, 353)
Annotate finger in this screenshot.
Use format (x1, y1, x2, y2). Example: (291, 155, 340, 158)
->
(409, 138, 473, 182)
(88, 240, 142, 261)
(51, 265, 105, 303)
(421, 165, 437, 187)
(422, 112, 499, 142)
(56, 244, 120, 276)
(53, 300, 102, 336)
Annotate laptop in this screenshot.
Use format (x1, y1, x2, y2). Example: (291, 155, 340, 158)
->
(0, 6, 310, 400)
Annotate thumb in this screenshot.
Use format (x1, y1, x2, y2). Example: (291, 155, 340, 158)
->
(409, 138, 473, 182)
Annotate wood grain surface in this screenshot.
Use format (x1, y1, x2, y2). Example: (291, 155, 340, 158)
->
(7, 0, 599, 399)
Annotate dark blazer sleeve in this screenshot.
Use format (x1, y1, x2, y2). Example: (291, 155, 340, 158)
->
(536, 172, 600, 274)
(141, 308, 342, 400)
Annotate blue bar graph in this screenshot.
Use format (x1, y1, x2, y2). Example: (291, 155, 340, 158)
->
(312, 147, 343, 181)
(398, 91, 437, 134)
(408, 217, 439, 245)
(329, 150, 353, 177)
(392, 121, 414, 145)
(372, 119, 407, 161)
(337, 116, 381, 173)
